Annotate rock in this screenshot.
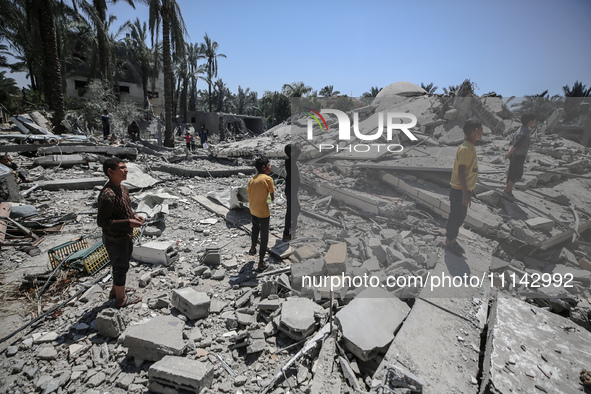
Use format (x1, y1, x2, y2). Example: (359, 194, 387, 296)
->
(37, 344, 58, 360)
(278, 297, 325, 341)
(122, 315, 186, 362)
(525, 217, 554, 232)
(96, 308, 126, 338)
(170, 287, 210, 320)
(148, 355, 214, 393)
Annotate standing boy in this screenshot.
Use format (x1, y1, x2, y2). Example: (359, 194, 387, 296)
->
(247, 157, 275, 271)
(444, 119, 483, 255)
(282, 143, 301, 241)
(199, 125, 209, 148)
(97, 158, 144, 308)
(503, 113, 536, 197)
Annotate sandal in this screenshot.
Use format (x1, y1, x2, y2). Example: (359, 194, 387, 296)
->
(256, 262, 269, 272)
(108, 287, 136, 299)
(248, 248, 257, 256)
(116, 295, 142, 309)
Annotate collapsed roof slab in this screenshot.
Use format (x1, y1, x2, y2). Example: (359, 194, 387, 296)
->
(380, 172, 503, 236)
(151, 163, 256, 178)
(372, 229, 493, 393)
(35, 177, 106, 191)
(480, 295, 591, 394)
(37, 145, 138, 159)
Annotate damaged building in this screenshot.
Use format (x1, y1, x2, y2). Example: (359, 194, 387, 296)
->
(1, 80, 591, 394)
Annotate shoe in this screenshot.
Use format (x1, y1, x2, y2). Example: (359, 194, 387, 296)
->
(248, 248, 257, 256)
(282, 235, 291, 242)
(256, 262, 269, 272)
(116, 294, 141, 309)
(109, 287, 136, 299)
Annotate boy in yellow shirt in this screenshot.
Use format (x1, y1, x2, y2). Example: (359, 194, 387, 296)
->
(444, 119, 483, 255)
(247, 157, 275, 270)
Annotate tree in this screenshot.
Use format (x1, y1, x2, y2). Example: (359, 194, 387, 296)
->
(362, 86, 381, 98)
(420, 82, 438, 94)
(563, 81, 591, 97)
(37, 0, 65, 133)
(443, 85, 460, 96)
(0, 71, 20, 112)
(200, 33, 226, 112)
(148, 0, 187, 147)
(562, 81, 591, 121)
(319, 85, 340, 97)
(126, 18, 156, 111)
(186, 42, 205, 112)
(282, 81, 312, 98)
(513, 90, 560, 124)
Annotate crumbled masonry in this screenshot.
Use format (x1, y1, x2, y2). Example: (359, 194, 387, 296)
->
(1, 85, 591, 393)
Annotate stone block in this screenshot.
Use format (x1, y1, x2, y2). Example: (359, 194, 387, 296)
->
(171, 288, 210, 320)
(511, 226, 540, 246)
(123, 315, 185, 362)
(324, 242, 347, 275)
(525, 217, 554, 232)
(476, 190, 500, 206)
(294, 244, 321, 261)
(559, 248, 578, 266)
(148, 355, 213, 393)
(278, 297, 325, 341)
(202, 248, 221, 266)
(336, 287, 410, 361)
(96, 308, 126, 338)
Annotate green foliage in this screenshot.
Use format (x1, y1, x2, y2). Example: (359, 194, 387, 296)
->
(420, 82, 438, 94)
(512, 90, 561, 123)
(0, 71, 21, 112)
(80, 80, 141, 137)
(362, 86, 381, 98)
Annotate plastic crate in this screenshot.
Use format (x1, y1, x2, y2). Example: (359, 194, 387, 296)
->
(48, 237, 90, 269)
(47, 229, 140, 275)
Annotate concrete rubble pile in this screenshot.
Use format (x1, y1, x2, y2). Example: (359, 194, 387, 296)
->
(1, 84, 591, 393)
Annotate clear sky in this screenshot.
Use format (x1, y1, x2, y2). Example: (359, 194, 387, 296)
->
(8, 0, 591, 98)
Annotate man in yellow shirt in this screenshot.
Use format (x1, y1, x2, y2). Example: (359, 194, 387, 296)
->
(444, 119, 483, 255)
(247, 157, 275, 270)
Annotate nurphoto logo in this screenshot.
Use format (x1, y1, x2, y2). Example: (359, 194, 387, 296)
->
(305, 108, 419, 153)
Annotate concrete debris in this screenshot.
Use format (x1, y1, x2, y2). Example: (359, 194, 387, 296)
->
(336, 287, 410, 361)
(2, 93, 591, 394)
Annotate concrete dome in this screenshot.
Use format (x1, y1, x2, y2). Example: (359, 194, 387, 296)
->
(375, 81, 427, 98)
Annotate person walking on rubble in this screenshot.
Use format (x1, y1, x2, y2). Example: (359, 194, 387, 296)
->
(185, 131, 193, 151)
(97, 158, 143, 308)
(199, 124, 209, 148)
(503, 113, 536, 198)
(101, 109, 110, 140)
(247, 156, 275, 271)
(444, 119, 483, 255)
(127, 121, 140, 142)
(282, 143, 302, 242)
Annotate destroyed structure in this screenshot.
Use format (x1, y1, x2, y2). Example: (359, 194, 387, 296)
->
(1, 81, 591, 393)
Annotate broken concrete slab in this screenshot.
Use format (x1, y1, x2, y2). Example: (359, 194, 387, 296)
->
(480, 295, 591, 394)
(336, 287, 410, 362)
(170, 288, 210, 320)
(323, 242, 347, 275)
(525, 217, 555, 232)
(33, 154, 87, 167)
(310, 336, 341, 394)
(148, 355, 214, 393)
(37, 145, 138, 158)
(35, 177, 106, 191)
(122, 315, 185, 362)
(96, 308, 126, 338)
(278, 297, 325, 341)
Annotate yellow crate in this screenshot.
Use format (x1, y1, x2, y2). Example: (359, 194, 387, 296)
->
(48, 237, 90, 270)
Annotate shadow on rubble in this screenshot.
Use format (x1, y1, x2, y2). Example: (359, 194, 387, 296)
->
(443, 250, 471, 277)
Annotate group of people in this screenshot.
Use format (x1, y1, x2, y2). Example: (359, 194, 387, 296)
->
(97, 112, 534, 308)
(101, 109, 141, 143)
(185, 125, 209, 151)
(444, 113, 535, 255)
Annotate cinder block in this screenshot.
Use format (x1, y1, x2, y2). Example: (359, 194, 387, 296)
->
(170, 288, 210, 320)
(294, 244, 321, 261)
(149, 355, 214, 393)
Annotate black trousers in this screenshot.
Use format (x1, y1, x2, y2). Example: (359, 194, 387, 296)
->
(283, 187, 300, 237)
(507, 155, 526, 183)
(251, 215, 270, 262)
(103, 235, 133, 286)
(446, 188, 468, 241)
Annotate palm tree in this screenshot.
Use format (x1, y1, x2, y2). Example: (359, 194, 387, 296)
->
(282, 81, 312, 98)
(562, 81, 591, 121)
(125, 19, 155, 110)
(513, 90, 560, 123)
(563, 81, 591, 97)
(186, 42, 205, 112)
(200, 33, 226, 112)
(37, 0, 65, 133)
(362, 86, 381, 98)
(0, 71, 20, 112)
(420, 82, 438, 94)
(148, 0, 187, 147)
(319, 85, 340, 97)
(443, 85, 460, 96)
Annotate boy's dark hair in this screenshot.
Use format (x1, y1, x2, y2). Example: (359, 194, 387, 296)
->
(254, 157, 270, 173)
(103, 158, 124, 176)
(521, 113, 536, 126)
(463, 119, 482, 137)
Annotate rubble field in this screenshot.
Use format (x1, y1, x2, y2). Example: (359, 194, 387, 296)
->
(1, 85, 591, 394)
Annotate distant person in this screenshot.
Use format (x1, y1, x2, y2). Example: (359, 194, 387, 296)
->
(199, 125, 209, 148)
(101, 110, 110, 140)
(127, 121, 140, 142)
(185, 132, 193, 151)
(247, 157, 275, 271)
(97, 158, 144, 308)
(282, 143, 302, 241)
(503, 113, 536, 198)
(0, 154, 30, 183)
(444, 119, 483, 255)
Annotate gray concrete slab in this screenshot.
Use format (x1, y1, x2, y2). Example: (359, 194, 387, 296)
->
(170, 288, 210, 320)
(122, 315, 185, 362)
(278, 297, 325, 341)
(336, 287, 410, 362)
(481, 295, 591, 394)
(148, 355, 213, 393)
